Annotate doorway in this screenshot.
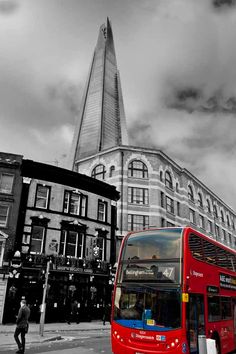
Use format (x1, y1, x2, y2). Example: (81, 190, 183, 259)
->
(187, 294, 205, 354)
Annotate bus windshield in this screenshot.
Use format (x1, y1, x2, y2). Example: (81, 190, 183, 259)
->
(122, 228, 182, 260)
(118, 228, 183, 284)
(114, 285, 181, 330)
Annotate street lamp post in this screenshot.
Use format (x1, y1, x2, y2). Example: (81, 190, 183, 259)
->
(39, 260, 51, 336)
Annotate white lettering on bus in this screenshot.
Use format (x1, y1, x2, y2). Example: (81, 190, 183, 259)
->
(191, 270, 203, 278)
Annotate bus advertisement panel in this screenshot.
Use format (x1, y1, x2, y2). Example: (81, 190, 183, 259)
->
(111, 227, 236, 354)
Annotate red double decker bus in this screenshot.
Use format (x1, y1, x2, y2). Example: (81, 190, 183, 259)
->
(111, 227, 236, 354)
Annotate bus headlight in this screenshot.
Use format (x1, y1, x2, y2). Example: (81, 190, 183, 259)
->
(113, 330, 124, 343)
(166, 338, 180, 350)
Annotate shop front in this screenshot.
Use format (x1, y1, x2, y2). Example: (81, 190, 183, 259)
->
(3, 255, 113, 324)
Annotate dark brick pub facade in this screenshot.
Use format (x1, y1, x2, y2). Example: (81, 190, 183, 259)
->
(0, 156, 119, 323)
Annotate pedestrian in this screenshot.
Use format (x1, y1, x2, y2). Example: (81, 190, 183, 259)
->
(71, 300, 80, 324)
(14, 299, 30, 354)
(102, 303, 111, 325)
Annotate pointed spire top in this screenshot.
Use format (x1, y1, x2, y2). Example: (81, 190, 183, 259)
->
(67, 18, 129, 168)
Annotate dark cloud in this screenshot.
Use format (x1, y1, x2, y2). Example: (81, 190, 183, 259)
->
(213, 0, 236, 9)
(0, 0, 18, 14)
(165, 87, 236, 114)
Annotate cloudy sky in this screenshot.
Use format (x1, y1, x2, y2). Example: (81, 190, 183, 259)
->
(1, 0, 236, 210)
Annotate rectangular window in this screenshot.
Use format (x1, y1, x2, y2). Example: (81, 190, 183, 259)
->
(177, 202, 180, 216)
(0, 173, 14, 194)
(0, 205, 9, 227)
(222, 229, 227, 242)
(208, 296, 232, 322)
(128, 214, 149, 231)
(215, 225, 220, 239)
(166, 196, 174, 214)
(63, 191, 87, 217)
(189, 208, 195, 224)
(98, 200, 107, 222)
(59, 230, 83, 258)
(35, 185, 50, 209)
(208, 296, 220, 321)
(128, 187, 149, 205)
(97, 237, 105, 261)
(207, 220, 213, 234)
(160, 192, 165, 208)
(30, 225, 45, 253)
(199, 215, 205, 229)
(228, 233, 232, 245)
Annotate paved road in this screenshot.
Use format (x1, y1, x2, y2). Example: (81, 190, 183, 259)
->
(0, 332, 112, 354)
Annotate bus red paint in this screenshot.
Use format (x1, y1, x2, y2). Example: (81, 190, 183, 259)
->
(111, 227, 236, 354)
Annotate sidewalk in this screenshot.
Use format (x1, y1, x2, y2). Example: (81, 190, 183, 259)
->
(0, 321, 111, 351)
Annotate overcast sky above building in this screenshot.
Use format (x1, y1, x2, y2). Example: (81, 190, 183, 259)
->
(1, 0, 236, 210)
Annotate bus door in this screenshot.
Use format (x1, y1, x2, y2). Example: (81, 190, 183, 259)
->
(187, 294, 205, 354)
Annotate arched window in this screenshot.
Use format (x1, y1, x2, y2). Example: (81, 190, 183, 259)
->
(232, 218, 235, 230)
(160, 171, 163, 182)
(188, 185, 194, 202)
(128, 160, 148, 179)
(197, 193, 203, 208)
(226, 215, 230, 228)
(213, 204, 218, 219)
(109, 165, 115, 177)
(165, 171, 173, 189)
(91, 164, 106, 180)
(220, 210, 225, 223)
(206, 199, 211, 214)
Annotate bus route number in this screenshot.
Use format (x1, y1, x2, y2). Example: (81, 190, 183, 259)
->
(159, 267, 175, 280)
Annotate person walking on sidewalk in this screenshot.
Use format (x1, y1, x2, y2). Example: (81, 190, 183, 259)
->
(14, 299, 30, 354)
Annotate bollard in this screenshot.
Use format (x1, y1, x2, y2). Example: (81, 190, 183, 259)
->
(198, 335, 207, 354)
(206, 338, 217, 354)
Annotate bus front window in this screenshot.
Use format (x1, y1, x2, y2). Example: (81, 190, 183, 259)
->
(114, 286, 181, 330)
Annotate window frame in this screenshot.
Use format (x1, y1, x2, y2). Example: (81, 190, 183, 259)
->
(128, 187, 149, 205)
(166, 196, 174, 214)
(91, 164, 106, 180)
(63, 190, 87, 217)
(128, 214, 149, 231)
(128, 160, 148, 179)
(199, 214, 205, 229)
(35, 184, 50, 209)
(213, 205, 218, 219)
(198, 193, 203, 208)
(30, 225, 46, 254)
(165, 171, 173, 189)
(207, 219, 213, 234)
(188, 185, 194, 202)
(97, 200, 108, 222)
(189, 208, 196, 224)
(0, 173, 14, 194)
(207, 199, 212, 214)
(0, 205, 9, 227)
(59, 229, 84, 259)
